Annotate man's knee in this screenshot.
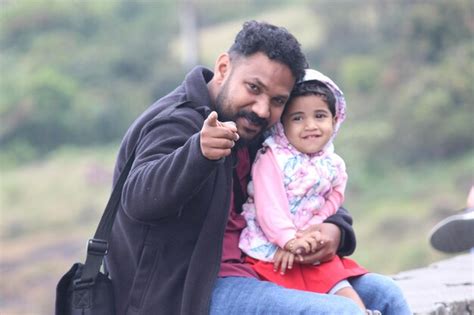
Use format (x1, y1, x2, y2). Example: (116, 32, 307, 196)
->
(366, 274, 404, 298)
(211, 277, 365, 314)
(350, 273, 410, 314)
(352, 273, 400, 291)
(277, 289, 365, 315)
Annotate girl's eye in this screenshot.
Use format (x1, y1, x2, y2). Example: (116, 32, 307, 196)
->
(292, 116, 303, 121)
(315, 113, 327, 119)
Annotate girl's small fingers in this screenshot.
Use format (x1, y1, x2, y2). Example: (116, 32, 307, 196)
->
(280, 255, 288, 275)
(288, 253, 294, 270)
(273, 253, 281, 271)
(309, 238, 318, 253)
(302, 241, 311, 254)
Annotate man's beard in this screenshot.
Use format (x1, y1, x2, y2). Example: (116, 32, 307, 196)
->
(215, 81, 269, 146)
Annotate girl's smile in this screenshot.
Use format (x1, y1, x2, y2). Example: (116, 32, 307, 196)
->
(281, 94, 337, 155)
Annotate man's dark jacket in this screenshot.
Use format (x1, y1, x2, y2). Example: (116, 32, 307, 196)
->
(105, 66, 356, 315)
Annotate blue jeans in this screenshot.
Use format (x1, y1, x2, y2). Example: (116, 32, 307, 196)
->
(210, 273, 412, 315)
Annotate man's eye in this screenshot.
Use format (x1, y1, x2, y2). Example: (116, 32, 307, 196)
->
(248, 83, 259, 93)
(273, 98, 286, 106)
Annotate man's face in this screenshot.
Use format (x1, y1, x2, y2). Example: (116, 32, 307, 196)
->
(214, 52, 295, 143)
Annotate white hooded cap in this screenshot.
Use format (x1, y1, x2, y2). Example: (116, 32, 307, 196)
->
(298, 69, 347, 138)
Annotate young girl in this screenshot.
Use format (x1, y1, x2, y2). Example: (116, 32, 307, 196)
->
(239, 69, 373, 313)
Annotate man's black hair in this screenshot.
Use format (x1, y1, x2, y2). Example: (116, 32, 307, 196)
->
(229, 20, 307, 81)
(284, 81, 336, 117)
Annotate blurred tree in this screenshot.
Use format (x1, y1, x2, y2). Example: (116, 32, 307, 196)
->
(319, 0, 473, 170)
(0, 0, 182, 161)
(0, 0, 472, 168)
(179, 0, 199, 71)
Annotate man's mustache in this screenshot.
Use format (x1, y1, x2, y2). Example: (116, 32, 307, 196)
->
(236, 111, 268, 128)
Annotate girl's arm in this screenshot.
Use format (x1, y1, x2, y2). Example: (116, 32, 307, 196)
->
(307, 171, 347, 226)
(252, 149, 297, 249)
(306, 155, 348, 226)
(299, 155, 356, 258)
(322, 155, 354, 256)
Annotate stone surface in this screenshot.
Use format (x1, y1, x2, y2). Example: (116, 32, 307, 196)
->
(393, 254, 474, 314)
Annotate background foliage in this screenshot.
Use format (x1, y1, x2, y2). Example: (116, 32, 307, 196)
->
(0, 0, 473, 314)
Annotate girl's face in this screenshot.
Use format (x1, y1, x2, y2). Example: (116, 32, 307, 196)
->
(281, 95, 336, 154)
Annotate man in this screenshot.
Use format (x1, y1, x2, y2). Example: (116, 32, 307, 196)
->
(106, 21, 411, 314)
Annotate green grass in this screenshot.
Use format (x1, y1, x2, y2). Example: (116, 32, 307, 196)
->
(1, 144, 119, 314)
(0, 144, 118, 239)
(347, 152, 474, 273)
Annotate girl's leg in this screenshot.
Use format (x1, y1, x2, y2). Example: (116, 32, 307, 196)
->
(334, 286, 366, 311)
(349, 273, 412, 315)
(329, 280, 366, 311)
(210, 276, 365, 315)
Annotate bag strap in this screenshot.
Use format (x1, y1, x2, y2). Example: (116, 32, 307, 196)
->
(75, 144, 137, 288)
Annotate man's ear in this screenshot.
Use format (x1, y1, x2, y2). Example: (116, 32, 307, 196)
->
(213, 53, 231, 84)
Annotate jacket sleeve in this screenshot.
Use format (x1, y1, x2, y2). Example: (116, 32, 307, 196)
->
(121, 106, 222, 222)
(252, 150, 297, 248)
(324, 206, 356, 256)
(311, 183, 345, 223)
(311, 156, 348, 224)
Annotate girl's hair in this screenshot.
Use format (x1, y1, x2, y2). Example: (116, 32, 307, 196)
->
(283, 81, 336, 117)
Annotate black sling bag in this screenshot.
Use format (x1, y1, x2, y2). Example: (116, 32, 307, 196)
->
(55, 147, 136, 315)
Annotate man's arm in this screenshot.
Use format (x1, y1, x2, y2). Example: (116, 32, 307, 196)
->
(295, 207, 356, 264)
(324, 206, 356, 256)
(121, 109, 232, 222)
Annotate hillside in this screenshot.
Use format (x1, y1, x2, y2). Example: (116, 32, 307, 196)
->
(1, 146, 471, 314)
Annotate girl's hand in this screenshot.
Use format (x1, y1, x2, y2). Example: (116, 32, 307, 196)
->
(295, 223, 340, 264)
(284, 233, 320, 255)
(273, 248, 295, 275)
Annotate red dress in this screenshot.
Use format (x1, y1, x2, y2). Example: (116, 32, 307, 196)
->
(246, 255, 367, 293)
